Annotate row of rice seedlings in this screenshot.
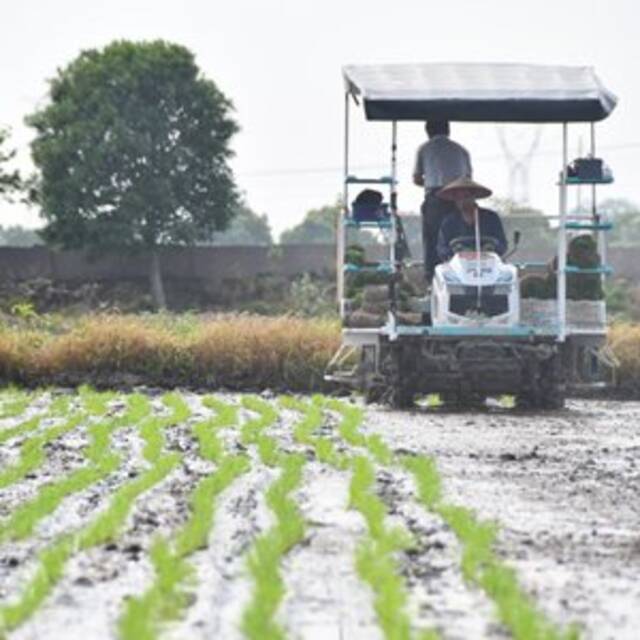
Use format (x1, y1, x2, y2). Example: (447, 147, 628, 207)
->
(0, 393, 190, 635)
(349, 455, 439, 640)
(279, 397, 437, 639)
(326, 399, 576, 639)
(0, 388, 32, 419)
(279, 395, 348, 468)
(118, 396, 249, 640)
(0, 391, 148, 542)
(403, 456, 579, 640)
(0, 394, 82, 491)
(321, 397, 393, 465)
(241, 450, 306, 640)
(239, 396, 283, 466)
(239, 397, 313, 640)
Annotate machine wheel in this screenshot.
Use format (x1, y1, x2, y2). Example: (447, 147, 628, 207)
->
(379, 342, 415, 410)
(364, 383, 386, 405)
(516, 350, 566, 411)
(389, 384, 414, 410)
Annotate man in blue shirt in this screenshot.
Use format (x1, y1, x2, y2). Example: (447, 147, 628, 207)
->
(435, 177, 507, 262)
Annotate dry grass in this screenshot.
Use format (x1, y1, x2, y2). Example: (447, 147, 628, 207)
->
(607, 323, 640, 394)
(0, 313, 340, 392)
(1, 313, 639, 395)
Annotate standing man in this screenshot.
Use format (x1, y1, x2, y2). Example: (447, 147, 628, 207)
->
(413, 120, 472, 281)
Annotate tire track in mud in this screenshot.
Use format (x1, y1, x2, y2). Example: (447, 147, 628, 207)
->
(0, 393, 189, 636)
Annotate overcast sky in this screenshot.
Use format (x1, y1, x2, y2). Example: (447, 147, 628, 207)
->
(1, 0, 638, 237)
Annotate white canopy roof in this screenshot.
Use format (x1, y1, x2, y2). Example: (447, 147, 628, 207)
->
(342, 63, 617, 122)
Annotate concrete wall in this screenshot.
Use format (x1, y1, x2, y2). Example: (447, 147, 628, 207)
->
(0, 245, 637, 283)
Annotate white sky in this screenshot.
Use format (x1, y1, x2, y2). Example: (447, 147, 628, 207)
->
(1, 0, 639, 238)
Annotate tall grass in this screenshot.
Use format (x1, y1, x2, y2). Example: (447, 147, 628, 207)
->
(0, 394, 189, 634)
(0, 314, 339, 392)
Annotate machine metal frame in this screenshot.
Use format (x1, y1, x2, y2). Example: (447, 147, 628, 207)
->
(328, 63, 618, 406)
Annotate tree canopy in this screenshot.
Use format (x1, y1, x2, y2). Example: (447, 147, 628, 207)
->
(280, 199, 379, 246)
(27, 40, 239, 307)
(0, 225, 43, 247)
(0, 128, 21, 201)
(210, 204, 272, 246)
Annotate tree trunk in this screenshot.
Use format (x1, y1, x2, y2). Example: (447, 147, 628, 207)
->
(149, 247, 167, 310)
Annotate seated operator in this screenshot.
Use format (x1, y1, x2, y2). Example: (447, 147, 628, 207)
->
(435, 177, 507, 262)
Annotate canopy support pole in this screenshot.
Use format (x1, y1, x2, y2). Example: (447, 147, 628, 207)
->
(338, 92, 350, 315)
(557, 122, 568, 342)
(388, 120, 398, 338)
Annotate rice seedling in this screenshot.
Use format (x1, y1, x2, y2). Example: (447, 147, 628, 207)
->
(240, 396, 279, 446)
(119, 397, 249, 640)
(0, 397, 83, 491)
(241, 451, 306, 640)
(0, 391, 146, 542)
(404, 455, 579, 640)
(0, 414, 41, 447)
(280, 395, 348, 469)
(0, 393, 190, 635)
(323, 397, 393, 465)
(0, 389, 32, 419)
(349, 455, 438, 640)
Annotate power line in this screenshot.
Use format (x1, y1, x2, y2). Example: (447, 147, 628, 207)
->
(238, 140, 640, 179)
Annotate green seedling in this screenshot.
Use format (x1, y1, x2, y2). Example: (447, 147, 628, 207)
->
(0, 398, 83, 491)
(0, 392, 147, 542)
(242, 452, 306, 640)
(0, 393, 189, 635)
(404, 455, 580, 640)
(0, 389, 32, 419)
(119, 397, 249, 640)
(280, 395, 348, 469)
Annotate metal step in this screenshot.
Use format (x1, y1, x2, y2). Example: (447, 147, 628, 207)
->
(564, 221, 613, 231)
(345, 175, 395, 185)
(345, 217, 392, 229)
(344, 262, 394, 274)
(564, 265, 613, 275)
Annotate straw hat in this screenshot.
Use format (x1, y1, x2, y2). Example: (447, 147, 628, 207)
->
(438, 177, 492, 201)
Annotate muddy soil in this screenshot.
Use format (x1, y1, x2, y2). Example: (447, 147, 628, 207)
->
(0, 395, 638, 639)
(364, 399, 640, 640)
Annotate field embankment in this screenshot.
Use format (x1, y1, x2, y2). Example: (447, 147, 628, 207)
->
(0, 314, 339, 392)
(0, 313, 639, 396)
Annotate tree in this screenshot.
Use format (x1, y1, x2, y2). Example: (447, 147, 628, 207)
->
(280, 199, 379, 246)
(210, 204, 272, 245)
(27, 40, 239, 308)
(0, 128, 21, 201)
(0, 225, 43, 246)
(598, 198, 640, 247)
(488, 197, 554, 258)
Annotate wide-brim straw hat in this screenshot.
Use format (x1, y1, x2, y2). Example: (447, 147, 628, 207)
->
(438, 177, 492, 201)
